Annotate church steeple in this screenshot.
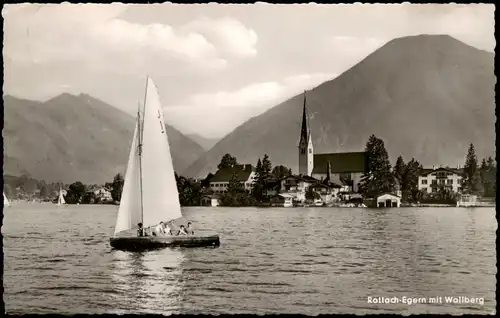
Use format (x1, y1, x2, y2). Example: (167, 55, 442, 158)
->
(298, 91, 314, 176)
(299, 91, 310, 144)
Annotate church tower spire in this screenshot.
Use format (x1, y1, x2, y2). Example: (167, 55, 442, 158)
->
(300, 93, 309, 143)
(298, 91, 314, 176)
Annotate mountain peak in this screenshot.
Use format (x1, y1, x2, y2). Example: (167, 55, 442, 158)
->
(44, 92, 79, 104)
(44, 92, 103, 104)
(393, 33, 456, 42)
(382, 34, 489, 54)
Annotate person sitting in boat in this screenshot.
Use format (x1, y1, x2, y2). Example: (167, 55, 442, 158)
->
(152, 222, 165, 236)
(186, 222, 194, 235)
(163, 221, 173, 236)
(137, 223, 148, 237)
(177, 225, 188, 236)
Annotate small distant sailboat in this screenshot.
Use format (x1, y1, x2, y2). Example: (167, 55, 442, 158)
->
(4, 192, 11, 207)
(57, 188, 66, 206)
(109, 77, 220, 251)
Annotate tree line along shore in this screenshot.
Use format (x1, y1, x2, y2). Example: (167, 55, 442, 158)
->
(3, 135, 495, 208)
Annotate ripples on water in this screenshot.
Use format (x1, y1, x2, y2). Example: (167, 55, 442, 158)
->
(3, 203, 496, 315)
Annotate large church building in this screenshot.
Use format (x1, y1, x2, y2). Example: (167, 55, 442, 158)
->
(298, 93, 368, 192)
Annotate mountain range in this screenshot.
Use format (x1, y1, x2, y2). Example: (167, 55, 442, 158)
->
(183, 34, 495, 178)
(3, 93, 206, 184)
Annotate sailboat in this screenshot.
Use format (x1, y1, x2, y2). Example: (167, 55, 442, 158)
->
(57, 187, 66, 206)
(4, 192, 11, 207)
(109, 77, 220, 251)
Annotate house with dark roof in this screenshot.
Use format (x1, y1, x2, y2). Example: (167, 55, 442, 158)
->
(309, 182, 342, 204)
(418, 166, 463, 193)
(297, 92, 368, 193)
(278, 174, 340, 203)
(311, 152, 368, 192)
(209, 164, 256, 194)
(280, 175, 317, 202)
(262, 176, 282, 197)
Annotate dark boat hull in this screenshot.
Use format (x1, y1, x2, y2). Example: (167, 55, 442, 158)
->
(110, 235, 220, 251)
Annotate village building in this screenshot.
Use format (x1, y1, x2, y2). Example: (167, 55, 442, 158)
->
(297, 92, 368, 193)
(200, 194, 220, 207)
(93, 187, 113, 202)
(278, 174, 340, 203)
(308, 182, 341, 204)
(263, 176, 282, 197)
(311, 152, 368, 192)
(457, 194, 478, 207)
(418, 166, 463, 193)
(376, 193, 401, 208)
(84, 187, 113, 203)
(280, 175, 317, 202)
(209, 164, 256, 194)
(344, 193, 364, 205)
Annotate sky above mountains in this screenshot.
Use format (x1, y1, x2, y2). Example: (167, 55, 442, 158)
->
(3, 3, 494, 138)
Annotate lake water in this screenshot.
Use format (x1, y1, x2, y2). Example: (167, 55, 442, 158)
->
(3, 203, 496, 315)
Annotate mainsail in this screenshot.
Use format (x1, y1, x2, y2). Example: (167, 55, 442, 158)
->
(113, 77, 183, 236)
(140, 78, 183, 227)
(4, 192, 10, 207)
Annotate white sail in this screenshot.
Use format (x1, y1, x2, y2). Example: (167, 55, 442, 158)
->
(4, 192, 10, 207)
(114, 118, 143, 235)
(57, 188, 66, 205)
(140, 77, 183, 227)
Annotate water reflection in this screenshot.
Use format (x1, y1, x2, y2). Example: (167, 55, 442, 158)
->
(109, 248, 186, 314)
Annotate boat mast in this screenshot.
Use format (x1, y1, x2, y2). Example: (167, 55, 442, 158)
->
(138, 76, 149, 224)
(137, 104, 144, 224)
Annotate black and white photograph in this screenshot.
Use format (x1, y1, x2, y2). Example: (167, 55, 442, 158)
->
(2, 2, 496, 315)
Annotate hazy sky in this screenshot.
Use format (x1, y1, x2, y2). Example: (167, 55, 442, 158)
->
(3, 3, 495, 138)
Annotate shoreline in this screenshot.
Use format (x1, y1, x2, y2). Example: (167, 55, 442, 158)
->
(403, 203, 496, 208)
(6, 199, 495, 208)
